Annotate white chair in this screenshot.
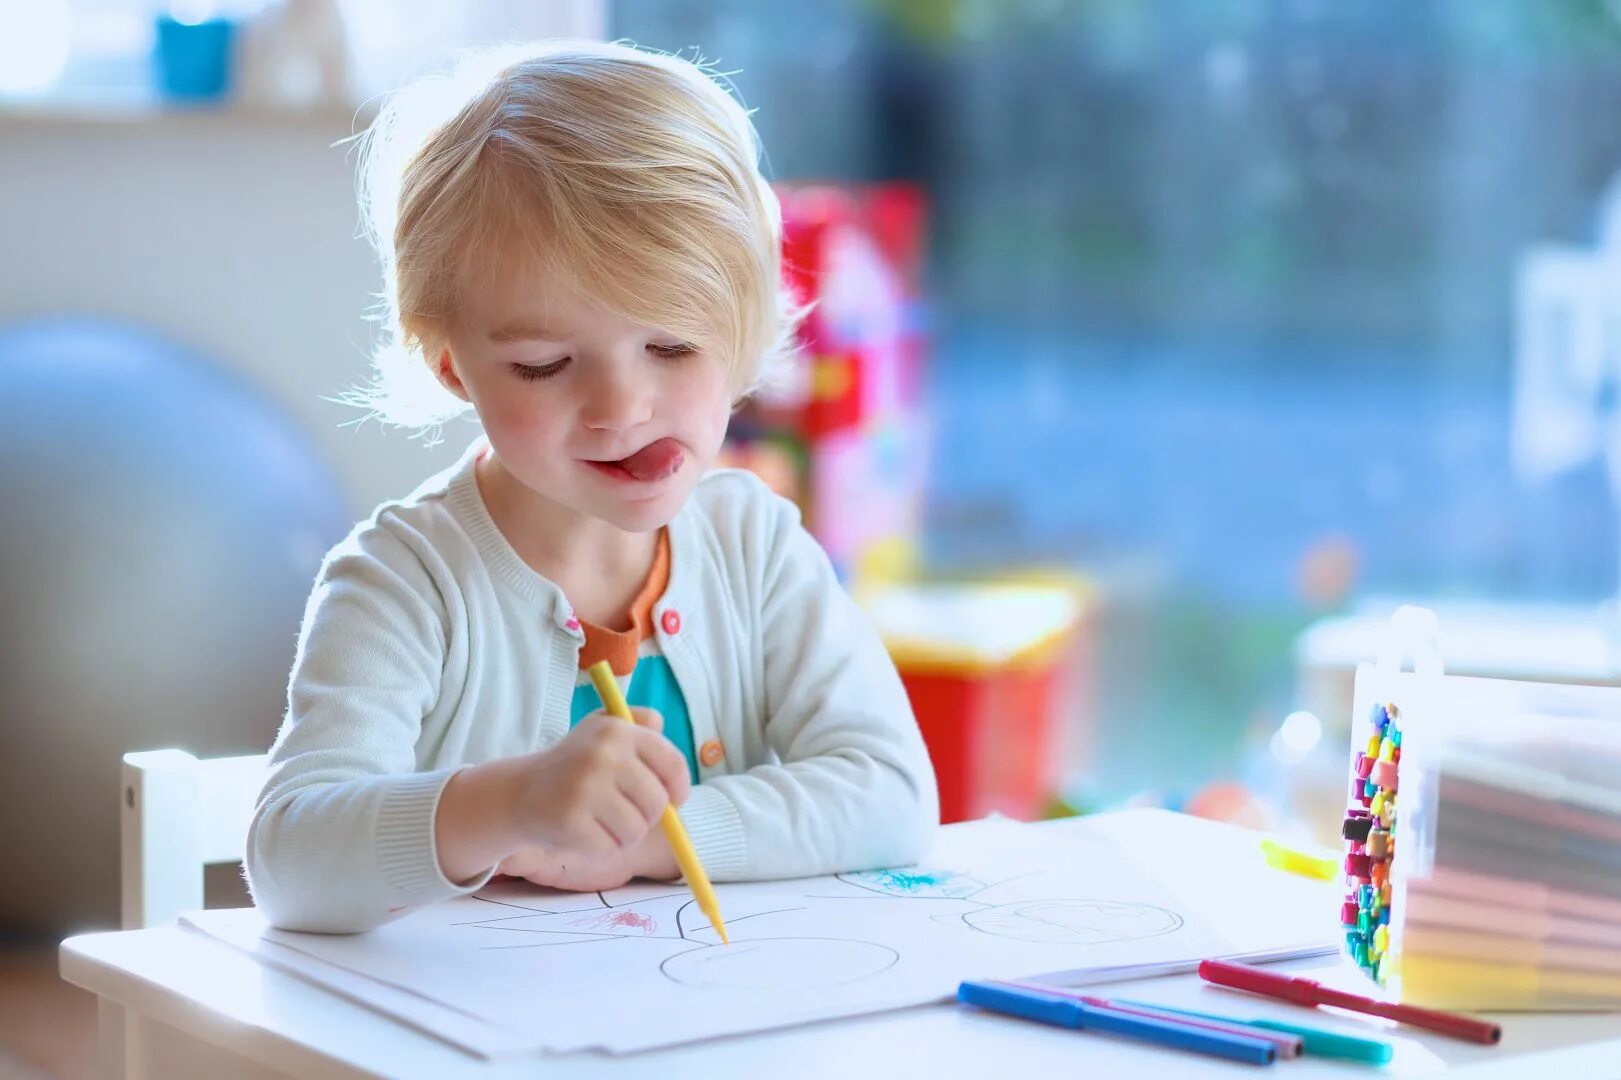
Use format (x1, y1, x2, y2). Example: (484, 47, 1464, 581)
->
(120, 749, 267, 930)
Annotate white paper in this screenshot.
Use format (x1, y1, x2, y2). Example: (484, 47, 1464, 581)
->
(184, 812, 1338, 1058)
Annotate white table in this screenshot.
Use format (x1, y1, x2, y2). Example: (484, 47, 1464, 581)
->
(61, 924, 1621, 1079)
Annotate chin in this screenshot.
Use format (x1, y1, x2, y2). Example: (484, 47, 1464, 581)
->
(597, 492, 683, 533)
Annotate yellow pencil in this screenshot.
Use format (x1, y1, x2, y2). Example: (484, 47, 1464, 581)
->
(587, 660, 729, 944)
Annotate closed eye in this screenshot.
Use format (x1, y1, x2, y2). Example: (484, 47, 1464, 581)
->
(648, 342, 697, 359)
(511, 358, 570, 381)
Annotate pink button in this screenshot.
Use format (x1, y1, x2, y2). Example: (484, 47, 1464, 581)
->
(660, 609, 681, 635)
(565, 617, 581, 632)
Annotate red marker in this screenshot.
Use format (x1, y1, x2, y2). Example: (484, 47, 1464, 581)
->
(1198, 960, 1502, 1045)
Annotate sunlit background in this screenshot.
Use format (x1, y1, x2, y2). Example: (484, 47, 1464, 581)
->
(5, 2, 1621, 1071)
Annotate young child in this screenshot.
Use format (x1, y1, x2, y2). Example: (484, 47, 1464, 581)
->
(245, 40, 939, 933)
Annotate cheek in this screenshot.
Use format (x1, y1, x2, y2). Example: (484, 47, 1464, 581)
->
(672, 365, 733, 445)
(472, 382, 566, 445)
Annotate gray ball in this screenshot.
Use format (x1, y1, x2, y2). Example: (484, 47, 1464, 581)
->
(0, 319, 349, 935)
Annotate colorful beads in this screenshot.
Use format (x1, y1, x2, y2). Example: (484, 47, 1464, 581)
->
(1370, 760, 1399, 790)
(1344, 699, 1401, 984)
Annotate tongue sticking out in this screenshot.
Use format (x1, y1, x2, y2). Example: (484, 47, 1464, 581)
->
(617, 438, 685, 482)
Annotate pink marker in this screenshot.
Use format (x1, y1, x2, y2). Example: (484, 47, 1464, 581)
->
(1002, 983, 1303, 1058)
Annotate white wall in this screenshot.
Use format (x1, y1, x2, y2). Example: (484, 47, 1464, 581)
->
(0, 0, 609, 513)
(0, 106, 469, 514)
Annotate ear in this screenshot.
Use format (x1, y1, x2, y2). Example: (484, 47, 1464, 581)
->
(434, 347, 472, 402)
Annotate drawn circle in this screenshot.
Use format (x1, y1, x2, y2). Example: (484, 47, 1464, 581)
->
(960, 900, 1183, 945)
(660, 937, 899, 990)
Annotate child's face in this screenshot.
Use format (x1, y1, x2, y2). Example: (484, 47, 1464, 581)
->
(442, 262, 733, 534)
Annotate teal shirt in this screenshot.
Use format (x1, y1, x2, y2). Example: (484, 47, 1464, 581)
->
(570, 656, 699, 784)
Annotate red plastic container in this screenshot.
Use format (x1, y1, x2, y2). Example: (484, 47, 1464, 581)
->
(862, 581, 1087, 823)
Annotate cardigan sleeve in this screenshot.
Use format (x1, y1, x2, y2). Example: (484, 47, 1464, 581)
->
(244, 519, 495, 933)
(681, 483, 939, 879)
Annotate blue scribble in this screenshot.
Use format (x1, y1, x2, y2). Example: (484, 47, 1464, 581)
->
(839, 868, 984, 899)
(876, 870, 948, 891)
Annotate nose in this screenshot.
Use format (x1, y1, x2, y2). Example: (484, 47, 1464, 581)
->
(578, 353, 653, 433)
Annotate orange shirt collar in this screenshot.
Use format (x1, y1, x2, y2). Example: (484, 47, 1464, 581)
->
(576, 530, 671, 676)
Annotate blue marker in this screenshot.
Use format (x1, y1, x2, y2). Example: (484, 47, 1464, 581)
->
(957, 981, 1277, 1066)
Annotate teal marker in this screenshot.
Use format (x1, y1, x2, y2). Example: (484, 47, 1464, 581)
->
(1115, 1000, 1393, 1065)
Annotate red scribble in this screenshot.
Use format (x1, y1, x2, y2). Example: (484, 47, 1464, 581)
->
(568, 910, 657, 934)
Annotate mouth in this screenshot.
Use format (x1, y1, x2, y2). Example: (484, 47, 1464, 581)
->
(584, 437, 686, 484)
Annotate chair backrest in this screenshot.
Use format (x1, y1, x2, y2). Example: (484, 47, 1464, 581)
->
(120, 748, 267, 930)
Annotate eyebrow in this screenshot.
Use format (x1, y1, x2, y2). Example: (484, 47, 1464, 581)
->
(487, 322, 567, 343)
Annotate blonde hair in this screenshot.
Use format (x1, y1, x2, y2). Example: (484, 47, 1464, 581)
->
(351, 40, 798, 430)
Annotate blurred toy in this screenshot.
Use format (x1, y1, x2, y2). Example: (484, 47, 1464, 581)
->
(1296, 533, 1359, 611)
(732, 183, 929, 584)
(1184, 780, 1276, 832)
(1113, 780, 1277, 833)
(733, 186, 1100, 824)
(154, 8, 236, 102)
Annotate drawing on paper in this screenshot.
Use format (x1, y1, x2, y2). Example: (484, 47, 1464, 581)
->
(837, 868, 985, 899)
(661, 937, 900, 990)
(956, 899, 1182, 944)
(179, 818, 1309, 1058)
(455, 862, 1185, 992)
(567, 909, 659, 935)
(834, 867, 1183, 944)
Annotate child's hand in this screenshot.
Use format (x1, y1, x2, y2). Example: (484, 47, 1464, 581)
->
(498, 844, 633, 892)
(508, 706, 689, 861)
(498, 820, 682, 892)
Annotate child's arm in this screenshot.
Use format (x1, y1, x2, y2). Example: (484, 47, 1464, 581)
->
(245, 523, 501, 933)
(245, 526, 458, 933)
(679, 483, 940, 880)
(245, 525, 691, 933)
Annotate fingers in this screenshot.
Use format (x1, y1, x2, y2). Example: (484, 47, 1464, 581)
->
(629, 706, 664, 734)
(618, 763, 670, 827)
(640, 737, 691, 808)
(532, 712, 694, 859)
(595, 792, 653, 850)
(598, 712, 687, 807)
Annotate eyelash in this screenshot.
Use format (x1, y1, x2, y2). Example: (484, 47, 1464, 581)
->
(510, 343, 695, 382)
(510, 358, 569, 382)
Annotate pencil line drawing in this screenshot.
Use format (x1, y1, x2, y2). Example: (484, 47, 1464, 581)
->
(957, 900, 1183, 945)
(831, 867, 1185, 946)
(480, 936, 624, 951)
(457, 865, 1187, 988)
(660, 937, 900, 990)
